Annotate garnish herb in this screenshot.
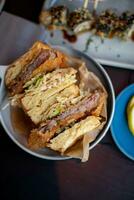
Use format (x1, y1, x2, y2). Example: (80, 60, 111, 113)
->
(83, 37, 93, 53)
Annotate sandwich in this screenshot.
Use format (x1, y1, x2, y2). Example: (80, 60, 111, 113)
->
(5, 41, 107, 159)
(28, 90, 105, 150)
(21, 67, 79, 124)
(5, 41, 65, 96)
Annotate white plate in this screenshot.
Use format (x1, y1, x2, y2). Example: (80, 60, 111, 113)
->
(42, 0, 134, 70)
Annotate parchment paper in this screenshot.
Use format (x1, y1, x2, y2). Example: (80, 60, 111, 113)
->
(62, 55, 108, 162)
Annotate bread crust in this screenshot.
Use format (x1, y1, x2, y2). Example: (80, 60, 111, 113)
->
(5, 41, 66, 95)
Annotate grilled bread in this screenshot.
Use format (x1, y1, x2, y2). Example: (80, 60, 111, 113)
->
(28, 91, 105, 149)
(5, 41, 65, 96)
(47, 116, 101, 153)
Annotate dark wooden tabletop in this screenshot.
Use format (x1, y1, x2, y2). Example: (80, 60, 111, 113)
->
(0, 1, 134, 200)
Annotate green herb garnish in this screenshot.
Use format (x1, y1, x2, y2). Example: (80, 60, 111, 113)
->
(48, 107, 61, 118)
(34, 76, 43, 87)
(83, 37, 93, 53)
(24, 75, 43, 90)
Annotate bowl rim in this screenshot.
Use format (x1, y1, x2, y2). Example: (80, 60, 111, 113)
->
(0, 45, 115, 160)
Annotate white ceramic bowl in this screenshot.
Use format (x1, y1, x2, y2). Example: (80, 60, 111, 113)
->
(0, 45, 115, 160)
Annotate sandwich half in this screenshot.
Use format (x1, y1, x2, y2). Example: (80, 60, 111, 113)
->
(28, 90, 106, 150)
(21, 67, 80, 124)
(5, 41, 65, 96)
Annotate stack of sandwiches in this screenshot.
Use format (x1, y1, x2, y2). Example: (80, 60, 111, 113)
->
(5, 41, 107, 157)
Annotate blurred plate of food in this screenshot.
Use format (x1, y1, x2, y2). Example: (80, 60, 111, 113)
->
(40, 0, 134, 70)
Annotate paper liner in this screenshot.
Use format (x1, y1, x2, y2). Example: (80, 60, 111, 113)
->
(61, 55, 107, 162)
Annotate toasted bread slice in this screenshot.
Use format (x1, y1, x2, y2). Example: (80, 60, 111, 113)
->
(22, 84, 79, 125)
(91, 93, 106, 116)
(28, 91, 101, 149)
(5, 42, 50, 86)
(47, 116, 101, 153)
(21, 68, 78, 124)
(5, 41, 65, 95)
(28, 116, 101, 151)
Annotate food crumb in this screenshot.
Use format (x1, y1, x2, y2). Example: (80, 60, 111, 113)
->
(83, 37, 93, 53)
(95, 46, 98, 52)
(117, 54, 120, 58)
(62, 41, 66, 45)
(101, 38, 104, 44)
(50, 32, 54, 37)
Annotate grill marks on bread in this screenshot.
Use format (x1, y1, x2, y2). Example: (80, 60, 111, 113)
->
(8, 49, 57, 95)
(28, 91, 102, 149)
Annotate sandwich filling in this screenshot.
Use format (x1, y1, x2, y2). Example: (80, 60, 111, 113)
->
(21, 67, 81, 124)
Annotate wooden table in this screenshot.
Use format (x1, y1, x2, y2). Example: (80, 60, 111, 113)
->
(0, 11, 134, 200)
